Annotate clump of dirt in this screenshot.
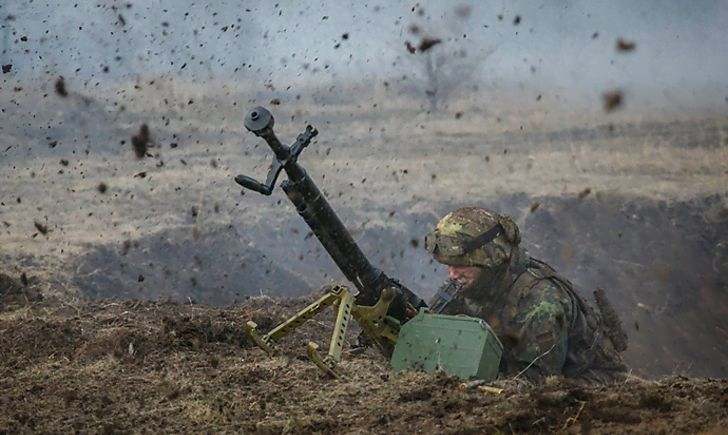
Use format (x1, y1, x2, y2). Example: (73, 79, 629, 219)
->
(1, 286, 725, 433)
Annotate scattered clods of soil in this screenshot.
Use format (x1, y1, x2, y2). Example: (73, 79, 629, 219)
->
(131, 124, 151, 158)
(616, 37, 637, 52)
(54, 76, 68, 97)
(602, 89, 623, 112)
(0, 285, 725, 433)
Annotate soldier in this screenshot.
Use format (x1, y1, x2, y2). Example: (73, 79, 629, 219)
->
(425, 207, 629, 383)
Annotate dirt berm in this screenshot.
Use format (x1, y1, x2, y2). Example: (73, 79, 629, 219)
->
(1, 276, 725, 434)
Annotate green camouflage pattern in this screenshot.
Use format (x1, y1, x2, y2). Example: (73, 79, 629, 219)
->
(430, 207, 520, 268)
(433, 249, 628, 384)
(427, 207, 627, 383)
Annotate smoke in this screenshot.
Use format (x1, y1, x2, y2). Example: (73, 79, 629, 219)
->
(2, 0, 727, 110)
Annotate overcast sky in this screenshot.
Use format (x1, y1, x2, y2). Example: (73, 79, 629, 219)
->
(2, 0, 727, 107)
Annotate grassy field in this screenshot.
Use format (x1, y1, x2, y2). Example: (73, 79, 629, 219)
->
(1, 78, 727, 433)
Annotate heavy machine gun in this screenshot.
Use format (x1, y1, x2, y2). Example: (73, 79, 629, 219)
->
(235, 107, 501, 380)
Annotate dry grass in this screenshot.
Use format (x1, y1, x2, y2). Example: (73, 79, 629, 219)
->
(1, 77, 726, 295)
(1, 296, 725, 433)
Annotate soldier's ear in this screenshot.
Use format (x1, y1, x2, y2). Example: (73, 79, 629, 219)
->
(500, 216, 521, 246)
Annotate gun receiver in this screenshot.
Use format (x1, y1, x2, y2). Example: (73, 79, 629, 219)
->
(236, 107, 426, 342)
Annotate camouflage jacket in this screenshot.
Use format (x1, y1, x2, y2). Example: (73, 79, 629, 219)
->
(431, 251, 628, 383)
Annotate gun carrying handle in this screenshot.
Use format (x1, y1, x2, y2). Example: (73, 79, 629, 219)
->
(235, 175, 273, 195)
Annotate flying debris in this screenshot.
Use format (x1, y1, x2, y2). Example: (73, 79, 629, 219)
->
(418, 37, 441, 52)
(131, 124, 151, 159)
(616, 38, 636, 52)
(602, 89, 623, 112)
(55, 76, 68, 97)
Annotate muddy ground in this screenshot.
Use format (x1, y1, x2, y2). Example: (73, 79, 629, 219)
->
(1, 78, 727, 432)
(1, 279, 726, 433)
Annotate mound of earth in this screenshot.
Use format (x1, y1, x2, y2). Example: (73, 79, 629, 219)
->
(1, 286, 725, 433)
(73, 225, 312, 304)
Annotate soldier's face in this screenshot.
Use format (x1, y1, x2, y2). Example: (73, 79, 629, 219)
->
(447, 265, 482, 290)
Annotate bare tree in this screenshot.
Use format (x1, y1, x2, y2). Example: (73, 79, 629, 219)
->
(402, 5, 495, 112)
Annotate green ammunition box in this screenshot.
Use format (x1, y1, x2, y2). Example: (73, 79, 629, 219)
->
(390, 310, 503, 380)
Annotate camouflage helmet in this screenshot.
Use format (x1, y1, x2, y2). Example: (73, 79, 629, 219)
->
(425, 207, 521, 268)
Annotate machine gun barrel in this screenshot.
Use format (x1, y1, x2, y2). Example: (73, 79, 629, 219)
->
(236, 107, 426, 322)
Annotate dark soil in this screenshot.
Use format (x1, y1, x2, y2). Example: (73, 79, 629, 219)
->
(1, 277, 725, 434)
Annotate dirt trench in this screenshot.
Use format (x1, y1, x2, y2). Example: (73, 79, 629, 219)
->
(0, 280, 725, 434)
(71, 191, 728, 379)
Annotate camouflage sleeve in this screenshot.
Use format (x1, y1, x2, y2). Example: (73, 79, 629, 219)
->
(505, 280, 571, 383)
